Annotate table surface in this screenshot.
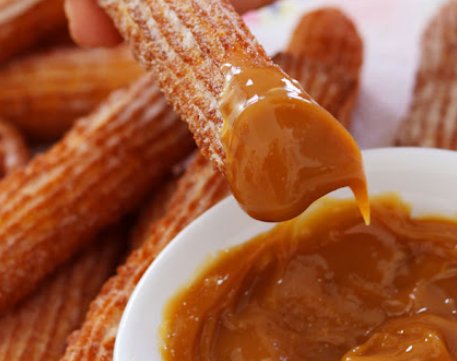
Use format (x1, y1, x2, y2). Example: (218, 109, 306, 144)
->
(244, 0, 449, 149)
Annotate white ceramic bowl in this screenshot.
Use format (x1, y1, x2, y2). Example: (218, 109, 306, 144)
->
(114, 147, 457, 361)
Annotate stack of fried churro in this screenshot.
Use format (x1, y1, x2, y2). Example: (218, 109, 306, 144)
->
(8, 0, 457, 360)
(0, 0, 369, 358)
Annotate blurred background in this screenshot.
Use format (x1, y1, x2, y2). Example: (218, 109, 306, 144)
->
(245, 0, 449, 148)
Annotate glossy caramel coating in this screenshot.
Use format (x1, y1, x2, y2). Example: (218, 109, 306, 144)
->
(97, 0, 367, 222)
(162, 195, 457, 361)
(219, 64, 369, 222)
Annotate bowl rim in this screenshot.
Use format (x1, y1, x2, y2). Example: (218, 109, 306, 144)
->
(114, 146, 457, 361)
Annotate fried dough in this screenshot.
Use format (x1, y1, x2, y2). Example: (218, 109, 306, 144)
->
(396, 0, 457, 148)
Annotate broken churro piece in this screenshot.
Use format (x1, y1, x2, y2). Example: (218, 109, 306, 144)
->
(61, 153, 229, 361)
(396, 1, 457, 149)
(0, 0, 67, 64)
(0, 74, 194, 314)
(98, 0, 369, 223)
(0, 45, 145, 140)
(0, 226, 125, 361)
(0, 117, 29, 178)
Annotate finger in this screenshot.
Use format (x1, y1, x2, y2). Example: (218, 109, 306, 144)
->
(65, 0, 122, 47)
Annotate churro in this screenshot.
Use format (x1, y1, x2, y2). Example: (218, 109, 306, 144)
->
(97, 0, 369, 223)
(0, 0, 67, 64)
(130, 177, 179, 250)
(287, 8, 363, 77)
(61, 153, 229, 361)
(0, 117, 29, 178)
(0, 46, 144, 140)
(0, 45, 145, 140)
(281, 8, 363, 129)
(396, 0, 457, 149)
(0, 226, 125, 361)
(0, 74, 194, 313)
(273, 53, 358, 129)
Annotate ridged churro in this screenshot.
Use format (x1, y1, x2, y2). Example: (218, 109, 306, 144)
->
(59, 8, 363, 356)
(129, 176, 179, 250)
(0, 74, 194, 314)
(273, 53, 358, 129)
(287, 8, 363, 77)
(0, 117, 29, 178)
(396, 0, 457, 149)
(0, 0, 67, 64)
(282, 8, 362, 128)
(61, 153, 229, 361)
(0, 45, 145, 140)
(0, 226, 125, 361)
(97, 0, 369, 223)
(96, 0, 273, 170)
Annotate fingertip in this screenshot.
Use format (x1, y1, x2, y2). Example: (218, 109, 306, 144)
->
(65, 0, 123, 47)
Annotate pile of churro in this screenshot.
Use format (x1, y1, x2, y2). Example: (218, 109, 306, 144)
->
(0, 0, 455, 360)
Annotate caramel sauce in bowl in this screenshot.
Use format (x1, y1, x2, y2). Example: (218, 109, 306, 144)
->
(114, 148, 457, 361)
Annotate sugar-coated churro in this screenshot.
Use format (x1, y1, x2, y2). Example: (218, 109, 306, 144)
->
(0, 0, 67, 64)
(282, 8, 363, 128)
(61, 153, 229, 361)
(0, 117, 29, 178)
(0, 74, 194, 313)
(0, 225, 125, 361)
(129, 176, 179, 251)
(96, 0, 273, 170)
(0, 45, 145, 140)
(274, 52, 358, 129)
(396, 0, 457, 149)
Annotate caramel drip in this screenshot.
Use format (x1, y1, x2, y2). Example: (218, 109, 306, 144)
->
(219, 63, 369, 223)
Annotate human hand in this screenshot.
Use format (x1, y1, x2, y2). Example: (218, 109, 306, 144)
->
(65, 0, 276, 47)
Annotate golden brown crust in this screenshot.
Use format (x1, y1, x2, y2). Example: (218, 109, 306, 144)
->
(0, 117, 29, 177)
(0, 0, 67, 65)
(97, 0, 273, 171)
(129, 176, 179, 250)
(287, 7, 363, 77)
(282, 7, 363, 129)
(0, 74, 194, 313)
(0, 226, 125, 361)
(274, 52, 358, 129)
(396, 0, 457, 149)
(0, 45, 145, 140)
(61, 153, 229, 361)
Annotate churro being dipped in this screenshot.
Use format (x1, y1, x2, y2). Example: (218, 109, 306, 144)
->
(97, 0, 370, 223)
(0, 0, 67, 64)
(59, 12, 363, 357)
(0, 45, 145, 140)
(0, 117, 29, 178)
(396, 0, 457, 149)
(0, 74, 194, 314)
(61, 153, 229, 361)
(0, 226, 125, 361)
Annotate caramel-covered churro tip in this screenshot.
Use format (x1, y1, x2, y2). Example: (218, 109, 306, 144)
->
(97, 0, 369, 223)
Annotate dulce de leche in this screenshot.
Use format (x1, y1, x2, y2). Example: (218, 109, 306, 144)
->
(219, 63, 369, 223)
(160, 194, 457, 361)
